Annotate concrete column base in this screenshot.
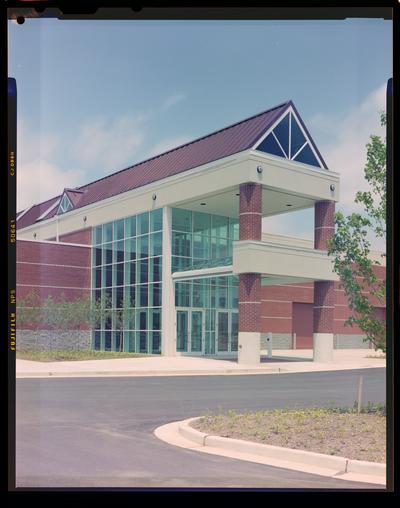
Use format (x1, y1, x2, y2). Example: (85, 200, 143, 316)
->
(238, 332, 261, 365)
(313, 333, 334, 362)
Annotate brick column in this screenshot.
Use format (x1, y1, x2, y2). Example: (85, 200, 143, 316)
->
(238, 183, 262, 364)
(313, 200, 335, 362)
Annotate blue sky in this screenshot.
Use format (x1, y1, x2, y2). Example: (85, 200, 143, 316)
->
(9, 18, 391, 248)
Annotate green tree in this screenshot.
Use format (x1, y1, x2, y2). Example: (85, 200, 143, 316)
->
(328, 112, 386, 352)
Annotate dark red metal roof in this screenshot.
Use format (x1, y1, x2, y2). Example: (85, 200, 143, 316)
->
(18, 100, 315, 230)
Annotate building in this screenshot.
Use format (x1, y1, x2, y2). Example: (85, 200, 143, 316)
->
(16, 101, 385, 363)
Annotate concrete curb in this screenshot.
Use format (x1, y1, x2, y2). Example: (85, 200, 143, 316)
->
(16, 367, 287, 379)
(177, 417, 386, 484)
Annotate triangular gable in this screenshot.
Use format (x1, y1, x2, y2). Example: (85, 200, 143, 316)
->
(57, 191, 74, 215)
(253, 102, 327, 169)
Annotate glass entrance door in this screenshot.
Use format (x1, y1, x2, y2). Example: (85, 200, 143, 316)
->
(191, 310, 204, 353)
(217, 311, 229, 352)
(176, 309, 204, 353)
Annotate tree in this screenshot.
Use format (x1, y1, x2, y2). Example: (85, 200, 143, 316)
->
(328, 112, 386, 352)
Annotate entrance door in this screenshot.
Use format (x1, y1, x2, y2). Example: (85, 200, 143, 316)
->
(217, 311, 229, 352)
(176, 309, 204, 353)
(190, 310, 204, 353)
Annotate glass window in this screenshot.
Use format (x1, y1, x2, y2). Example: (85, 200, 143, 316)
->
(139, 331, 148, 353)
(113, 286, 124, 308)
(93, 247, 102, 266)
(103, 243, 113, 265)
(230, 285, 239, 309)
(138, 259, 148, 283)
(229, 218, 239, 240)
(104, 265, 112, 287)
(151, 332, 161, 354)
(192, 281, 207, 308)
(103, 222, 113, 243)
(138, 212, 149, 235)
(212, 215, 229, 238)
(172, 231, 191, 257)
(124, 261, 136, 286)
(175, 281, 191, 307)
(211, 237, 217, 258)
(231, 313, 238, 351)
(94, 226, 102, 245)
(126, 237, 136, 261)
(114, 263, 124, 286)
(193, 212, 211, 234)
(114, 219, 124, 240)
(150, 232, 162, 257)
(126, 331, 136, 352)
(139, 285, 148, 307)
(94, 331, 101, 350)
(104, 331, 112, 351)
(95, 268, 101, 288)
(172, 208, 192, 232)
(102, 288, 112, 308)
(290, 114, 306, 158)
(138, 235, 149, 259)
(293, 143, 321, 168)
(125, 216, 136, 238)
(150, 208, 163, 232)
(128, 285, 136, 308)
(256, 132, 285, 158)
(273, 112, 290, 157)
(217, 237, 228, 258)
(150, 256, 162, 282)
(114, 240, 124, 263)
(150, 308, 161, 331)
(138, 310, 147, 330)
(151, 283, 162, 307)
(193, 234, 210, 259)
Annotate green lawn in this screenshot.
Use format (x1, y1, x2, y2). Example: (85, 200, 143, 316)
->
(16, 350, 154, 362)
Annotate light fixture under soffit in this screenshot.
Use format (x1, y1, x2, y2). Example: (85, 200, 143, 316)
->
(200, 202, 206, 206)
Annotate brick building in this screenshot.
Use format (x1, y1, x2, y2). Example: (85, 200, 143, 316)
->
(16, 101, 385, 362)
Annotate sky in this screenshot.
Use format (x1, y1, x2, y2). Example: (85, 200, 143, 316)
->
(8, 17, 392, 250)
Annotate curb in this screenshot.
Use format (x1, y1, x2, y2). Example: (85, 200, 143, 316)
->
(16, 367, 287, 378)
(178, 417, 386, 483)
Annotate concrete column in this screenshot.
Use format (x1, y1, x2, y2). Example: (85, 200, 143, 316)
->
(238, 183, 262, 364)
(313, 200, 335, 362)
(161, 206, 175, 356)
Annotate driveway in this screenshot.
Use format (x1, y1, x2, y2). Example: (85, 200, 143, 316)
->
(15, 368, 386, 489)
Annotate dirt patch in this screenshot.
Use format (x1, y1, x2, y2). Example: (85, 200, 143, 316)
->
(191, 406, 386, 463)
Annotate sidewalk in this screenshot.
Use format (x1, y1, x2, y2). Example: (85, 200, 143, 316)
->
(16, 349, 386, 378)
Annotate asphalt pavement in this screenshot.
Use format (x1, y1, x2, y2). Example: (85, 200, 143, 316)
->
(15, 368, 386, 490)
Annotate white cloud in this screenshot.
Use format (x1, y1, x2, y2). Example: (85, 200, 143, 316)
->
(73, 114, 147, 172)
(17, 159, 85, 211)
(311, 83, 386, 212)
(161, 93, 186, 111)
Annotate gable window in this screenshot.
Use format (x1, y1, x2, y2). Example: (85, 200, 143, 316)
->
(58, 193, 74, 214)
(255, 110, 323, 168)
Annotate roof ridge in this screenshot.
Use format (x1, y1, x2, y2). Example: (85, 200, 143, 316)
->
(76, 100, 291, 191)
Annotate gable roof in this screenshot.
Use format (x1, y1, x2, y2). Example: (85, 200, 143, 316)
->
(17, 100, 327, 230)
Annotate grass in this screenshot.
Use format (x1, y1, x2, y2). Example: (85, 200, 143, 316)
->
(16, 349, 153, 362)
(191, 404, 386, 463)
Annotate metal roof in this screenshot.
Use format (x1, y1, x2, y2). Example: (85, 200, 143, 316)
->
(17, 100, 324, 230)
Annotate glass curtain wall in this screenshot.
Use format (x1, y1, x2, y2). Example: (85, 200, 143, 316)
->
(172, 208, 239, 354)
(171, 208, 239, 272)
(91, 208, 163, 354)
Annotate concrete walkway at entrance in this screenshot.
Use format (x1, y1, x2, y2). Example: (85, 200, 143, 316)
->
(16, 349, 385, 378)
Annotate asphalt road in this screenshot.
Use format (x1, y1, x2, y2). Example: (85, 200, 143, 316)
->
(15, 368, 386, 490)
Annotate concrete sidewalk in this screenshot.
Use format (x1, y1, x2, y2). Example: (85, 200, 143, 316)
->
(16, 349, 386, 378)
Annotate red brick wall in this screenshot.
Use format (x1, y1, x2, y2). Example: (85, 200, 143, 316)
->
(17, 239, 91, 329)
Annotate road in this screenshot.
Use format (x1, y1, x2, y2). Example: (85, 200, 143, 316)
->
(15, 368, 386, 489)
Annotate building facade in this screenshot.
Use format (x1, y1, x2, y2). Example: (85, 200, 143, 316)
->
(16, 101, 385, 362)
